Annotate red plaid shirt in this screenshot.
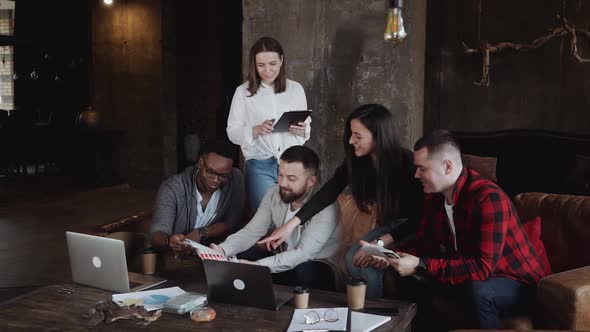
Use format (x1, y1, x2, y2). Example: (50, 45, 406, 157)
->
(396, 168, 547, 285)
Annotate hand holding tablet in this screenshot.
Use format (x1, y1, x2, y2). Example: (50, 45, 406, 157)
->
(361, 242, 401, 259)
(272, 110, 312, 132)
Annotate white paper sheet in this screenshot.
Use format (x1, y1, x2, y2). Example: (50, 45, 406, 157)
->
(111, 286, 186, 311)
(351, 311, 392, 332)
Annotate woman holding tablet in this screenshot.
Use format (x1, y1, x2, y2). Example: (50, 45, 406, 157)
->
(259, 104, 423, 297)
(227, 37, 310, 210)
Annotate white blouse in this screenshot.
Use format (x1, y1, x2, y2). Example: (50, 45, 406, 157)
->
(226, 79, 310, 161)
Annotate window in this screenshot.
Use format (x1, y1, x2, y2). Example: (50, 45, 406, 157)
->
(0, 0, 14, 111)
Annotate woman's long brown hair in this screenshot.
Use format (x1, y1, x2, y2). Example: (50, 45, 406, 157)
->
(246, 37, 286, 96)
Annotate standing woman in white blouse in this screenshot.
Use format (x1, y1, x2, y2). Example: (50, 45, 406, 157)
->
(227, 37, 310, 210)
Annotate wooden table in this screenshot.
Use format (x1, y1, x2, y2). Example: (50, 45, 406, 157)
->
(0, 260, 416, 331)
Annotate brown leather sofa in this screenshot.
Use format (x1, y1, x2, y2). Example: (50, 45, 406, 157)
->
(514, 192, 590, 331)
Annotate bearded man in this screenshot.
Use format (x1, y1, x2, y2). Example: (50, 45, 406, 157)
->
(211, 145, 343, 290)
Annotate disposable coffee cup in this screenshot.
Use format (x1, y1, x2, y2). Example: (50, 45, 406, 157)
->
(142, 247, 157, 275)
(346, 276, 366, 310)
(293, 286, 309, 309)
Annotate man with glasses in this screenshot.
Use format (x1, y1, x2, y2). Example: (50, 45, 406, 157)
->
(150, 140, 245, 253)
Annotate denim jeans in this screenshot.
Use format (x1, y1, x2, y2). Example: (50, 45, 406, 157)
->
(244, 158, 278, 210)
(396, 274, 534, 331)
(468, 277, 534, 329)
(345, 224, 394, 299)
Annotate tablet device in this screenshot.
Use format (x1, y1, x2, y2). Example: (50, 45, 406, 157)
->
(361, 243, 401, 259)
(272, 110, 312, 132)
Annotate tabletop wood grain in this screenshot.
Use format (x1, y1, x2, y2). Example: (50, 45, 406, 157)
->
(0, 258, 416, 331)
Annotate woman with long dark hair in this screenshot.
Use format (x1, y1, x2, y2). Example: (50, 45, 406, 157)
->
(259, 104, 422, 297)
(227, 37, 310, 210)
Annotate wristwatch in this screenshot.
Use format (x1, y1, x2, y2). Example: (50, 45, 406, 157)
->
(376, 239, 385, 247)
(198, 227, 208, 241)
(165, 235, 171, 248)
(416, 257, 428, 276)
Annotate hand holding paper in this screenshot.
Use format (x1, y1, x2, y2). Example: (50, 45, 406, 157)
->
(360, 241, 401, 259)
(183, 239, 237, 262)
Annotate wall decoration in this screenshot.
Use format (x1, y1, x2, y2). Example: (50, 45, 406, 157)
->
(463, 13, 590, 87)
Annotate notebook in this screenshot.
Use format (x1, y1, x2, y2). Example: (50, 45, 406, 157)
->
(202, 259, 292, 310)
(351, 311, 392, 332)
(65, 231, 167, 293)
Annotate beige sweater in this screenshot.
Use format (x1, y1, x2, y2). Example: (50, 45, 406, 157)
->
(218, 185, 342, 276)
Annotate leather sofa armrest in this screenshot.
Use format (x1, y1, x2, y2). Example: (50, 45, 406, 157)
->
(89, 212, 152, 236)
(536, 266, 590, 330)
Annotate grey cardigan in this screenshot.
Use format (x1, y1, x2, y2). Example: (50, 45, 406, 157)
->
(150, 165, 245, 236)
(219, 185, 343, 279)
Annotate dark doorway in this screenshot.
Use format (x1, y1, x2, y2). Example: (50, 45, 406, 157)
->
(175, 1, 243, 170)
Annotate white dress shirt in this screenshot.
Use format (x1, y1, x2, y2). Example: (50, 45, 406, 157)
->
(226, 79, 310, 161)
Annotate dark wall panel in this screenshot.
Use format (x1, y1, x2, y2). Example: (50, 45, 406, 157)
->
(175, 1, 242, 168)
(92, 0, 164, 187)
(425, 0, 590, 135)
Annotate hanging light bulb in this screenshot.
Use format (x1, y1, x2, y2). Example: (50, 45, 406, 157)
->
(384, 0, 407, 46)
(30, 69, 38, 80)
(104, 0, 113, 5)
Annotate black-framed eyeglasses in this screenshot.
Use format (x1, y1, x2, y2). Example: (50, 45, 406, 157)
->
(202, 158, 232, 182)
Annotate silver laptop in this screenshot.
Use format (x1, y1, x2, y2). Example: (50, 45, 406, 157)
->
(65, 231, 167, 293)
(203, 259, 293, 310)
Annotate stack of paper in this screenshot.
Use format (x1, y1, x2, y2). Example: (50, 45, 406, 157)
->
(163, 292, 207, 314)
(112, 286, 186, 311)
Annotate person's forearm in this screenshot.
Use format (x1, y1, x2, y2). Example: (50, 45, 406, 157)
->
(185, 224, 230, 243)
(388, 218, 418, 243)
(295, 163, 347, 225)
(373, 233, 394, 246)
(206, 223, 230, 239)
(151, 231, 169, 248)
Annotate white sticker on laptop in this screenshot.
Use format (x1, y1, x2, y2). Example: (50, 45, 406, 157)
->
(92, 256, 102, 268)
(233, 279, 245, 290)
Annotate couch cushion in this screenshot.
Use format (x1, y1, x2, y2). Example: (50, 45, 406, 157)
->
(537, 266, 590, 330)
(521, 216, 552, 276)
(513, 193, 590, 273)
(461, 154, 498, 183)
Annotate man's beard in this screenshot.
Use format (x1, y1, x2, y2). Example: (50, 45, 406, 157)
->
(279, 188, 305, 203)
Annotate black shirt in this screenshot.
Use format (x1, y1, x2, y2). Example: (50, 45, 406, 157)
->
(294, 148, 423, 241)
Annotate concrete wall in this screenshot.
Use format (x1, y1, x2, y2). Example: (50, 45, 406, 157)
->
(425, 0, 590, 135)
(92, 0, 172, 187)
(242, 0, 426, 179)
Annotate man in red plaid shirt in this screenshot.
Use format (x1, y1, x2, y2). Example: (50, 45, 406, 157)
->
(368, 130, 548, 330)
